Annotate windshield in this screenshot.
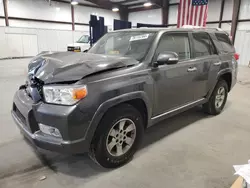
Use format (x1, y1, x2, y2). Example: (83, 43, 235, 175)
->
(88, 31, 156, 61)
(77, 35, 89, 43)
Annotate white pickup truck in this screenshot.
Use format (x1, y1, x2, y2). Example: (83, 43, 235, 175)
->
(67, 35, 90, 52)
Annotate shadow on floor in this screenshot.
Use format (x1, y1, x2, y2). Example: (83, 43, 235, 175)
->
(141, 106, 208, 149)
(30, 106, 212, 178)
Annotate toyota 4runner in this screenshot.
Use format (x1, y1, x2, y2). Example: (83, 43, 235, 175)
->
(12, 28, 238, 168)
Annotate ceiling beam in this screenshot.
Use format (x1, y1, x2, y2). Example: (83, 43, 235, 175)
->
(83, 0, 114, 9)
(127, 2, 161, 8)
(129, 4, 160, 12)
(52, 0, 102, 9)
(152, 0, 163, 7)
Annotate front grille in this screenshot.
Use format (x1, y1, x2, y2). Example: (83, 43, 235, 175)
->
(68, 47, 74, 51)
(26, 77, 44, 102)
(13, 104, 26, 126)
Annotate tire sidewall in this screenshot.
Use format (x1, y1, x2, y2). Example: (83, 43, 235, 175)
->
(211, 80, 228, 114)
(94, 105, 144, 168)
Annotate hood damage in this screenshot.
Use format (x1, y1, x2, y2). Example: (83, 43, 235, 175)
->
(28, 52, 139, 84)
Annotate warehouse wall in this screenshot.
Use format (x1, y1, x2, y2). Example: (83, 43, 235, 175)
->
(128, 0, 234, 26)
(74, 6, 119, 30)
(236, 0, 250, 66)
(6, 0, 119, 30)
(0, 0, 4, 26)
(0, 0, 119, 59)
(0, 26, 87, 58)
(128, 0, 250, 65)
(128, 9, 162, 26)
(0, 19, 5, 26)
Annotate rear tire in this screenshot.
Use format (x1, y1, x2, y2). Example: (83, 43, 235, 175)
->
(89, 103, 144, 168)
(203, 79, 228, 115)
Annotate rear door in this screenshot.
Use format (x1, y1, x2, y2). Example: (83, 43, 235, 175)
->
(213, 32, 237, 88)
(190, 32, 221, 100)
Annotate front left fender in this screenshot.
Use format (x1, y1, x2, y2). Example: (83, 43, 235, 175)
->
(83, 91, 152, 147)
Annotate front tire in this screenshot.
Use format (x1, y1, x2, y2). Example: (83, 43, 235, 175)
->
(203, 79, 228, 115)
(89, 104, 144, 168)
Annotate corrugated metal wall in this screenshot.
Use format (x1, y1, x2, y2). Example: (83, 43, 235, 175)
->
(235, 30, 250, 66)
(0, 27, 88, 59)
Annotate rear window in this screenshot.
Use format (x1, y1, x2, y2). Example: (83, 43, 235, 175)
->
(215, 33, 234, 53)
(192, 32, 216, 58)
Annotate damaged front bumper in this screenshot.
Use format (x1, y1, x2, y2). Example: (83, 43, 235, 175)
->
(12, 88, 91, 154)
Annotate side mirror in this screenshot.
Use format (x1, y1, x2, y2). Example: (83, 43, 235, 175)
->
(153, 51, 179, 67)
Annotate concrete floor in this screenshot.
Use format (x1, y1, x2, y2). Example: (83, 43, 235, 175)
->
(1, 58, 250, 188)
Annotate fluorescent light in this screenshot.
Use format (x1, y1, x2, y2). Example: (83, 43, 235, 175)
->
(144, 2, 152, 7)
(71, 1, 78, 5)
(56, 7, 60, 11)
(112, 7, 119, 12)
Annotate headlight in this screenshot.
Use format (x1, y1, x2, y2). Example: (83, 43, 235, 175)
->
(75, 46, 81, 50)
(43, 85, 87, 105)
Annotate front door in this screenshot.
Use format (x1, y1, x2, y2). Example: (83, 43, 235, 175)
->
(151, 32, 198, 117)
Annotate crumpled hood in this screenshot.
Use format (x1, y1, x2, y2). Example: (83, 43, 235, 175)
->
(28, 52, 139, 84)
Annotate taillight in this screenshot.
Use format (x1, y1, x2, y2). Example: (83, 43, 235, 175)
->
(234, 53, 240, 61)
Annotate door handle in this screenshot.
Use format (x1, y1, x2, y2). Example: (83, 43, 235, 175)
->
(187, 67, 197, 72)
(214, 62, 222, 66)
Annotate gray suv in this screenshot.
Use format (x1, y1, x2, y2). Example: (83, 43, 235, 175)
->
(12, 28, 238, 168)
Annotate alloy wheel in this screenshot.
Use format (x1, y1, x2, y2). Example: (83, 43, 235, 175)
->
(215, 86, 225, 108)
(106, 118, 136, 157)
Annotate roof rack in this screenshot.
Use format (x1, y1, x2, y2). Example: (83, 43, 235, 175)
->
(182, 25, 224, 31)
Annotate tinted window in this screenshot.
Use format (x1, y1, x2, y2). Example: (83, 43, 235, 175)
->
(156, 33, 190, 60)
(215, 33, 234, 53)
(192, 32, 216, 58)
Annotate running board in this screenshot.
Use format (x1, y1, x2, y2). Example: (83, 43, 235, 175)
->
(148, 98, 207, 127)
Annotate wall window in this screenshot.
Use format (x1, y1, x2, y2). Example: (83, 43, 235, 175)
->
(156, 33, 190, 60)
(192, 32, 215, 58)
(215, 33, 234, 53)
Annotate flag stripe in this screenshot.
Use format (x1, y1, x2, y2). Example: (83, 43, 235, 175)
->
(203, 5, 208, 26)
(177, 0, 182, 28)
(189, 4, 194, 25)
(194, 6, 199, 26)
(198, 5, 204, 26)
(185, 0, 189, 25)
(187, 0, 191, 25)
(182, 0, 186, 26)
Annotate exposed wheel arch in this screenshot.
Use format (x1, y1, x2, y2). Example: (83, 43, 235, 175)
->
(219, 72, 232, 92)
(124, 99, 148, 129)
(85, 92, 151, 149)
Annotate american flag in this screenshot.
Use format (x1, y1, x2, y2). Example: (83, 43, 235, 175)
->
(177, 0, 209, 28)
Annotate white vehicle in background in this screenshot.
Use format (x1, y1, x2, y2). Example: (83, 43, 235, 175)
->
(67, 35, 90, 52)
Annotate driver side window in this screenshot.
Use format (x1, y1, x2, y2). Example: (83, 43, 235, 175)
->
(155, 33, 191, 61)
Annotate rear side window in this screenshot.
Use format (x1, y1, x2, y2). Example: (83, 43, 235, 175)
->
(155, 33, 191, 60)
(192, 32, 216, 58)
(215, 33, 234, 53)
